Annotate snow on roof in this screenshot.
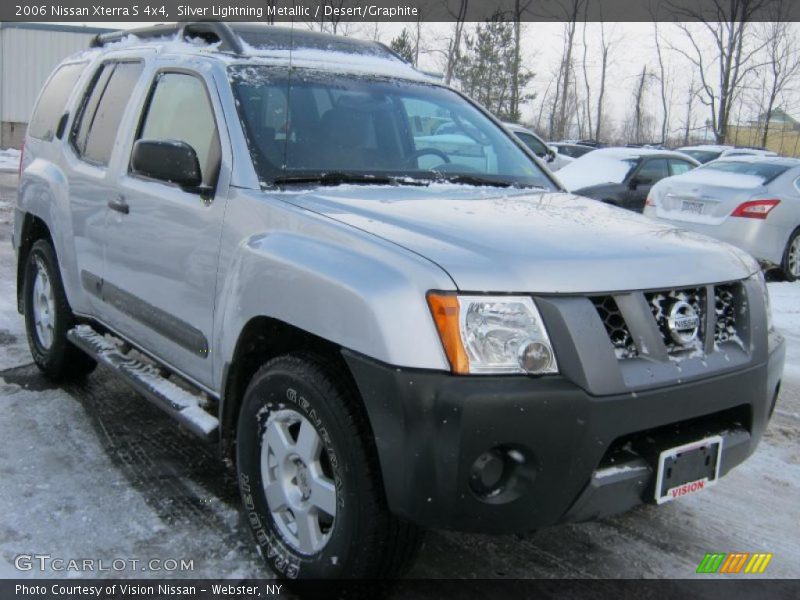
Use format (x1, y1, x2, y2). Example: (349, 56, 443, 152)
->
(235, 42, 433, 82)
(592, 147, 694, 160)
(715, 154, 800, 166)
(87, 29, 434, 83)
(677, 144, 733, 152)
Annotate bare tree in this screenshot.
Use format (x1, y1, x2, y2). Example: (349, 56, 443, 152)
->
(443, 0, 469, 85)
(683, 78, 699, 145)
(594, 20, 615, 141)
(553, 0, 585, 140)
(757, 4, 800, 147)
(668, 0, 776, 144)
(633, 65, 649, 143)
(580, 20, 593, 138)
(509, 0, 534, 122)
(652, 21, 671, 145)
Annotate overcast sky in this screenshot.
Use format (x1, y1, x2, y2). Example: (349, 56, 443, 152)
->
(66, 20, 799, 141)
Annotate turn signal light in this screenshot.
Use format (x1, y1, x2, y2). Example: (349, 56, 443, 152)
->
(427, 293, 470, 374)
(731, 199, 780, 219)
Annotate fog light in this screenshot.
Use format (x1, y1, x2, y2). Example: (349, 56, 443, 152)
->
(469, 449, 506, 497)
(518, 340, 554, 374)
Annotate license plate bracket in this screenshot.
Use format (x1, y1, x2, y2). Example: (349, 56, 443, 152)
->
(654, 436, 722, 504)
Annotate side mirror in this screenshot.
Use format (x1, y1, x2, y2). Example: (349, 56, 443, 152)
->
(131, 139, 203, 191)
(546, 148, 556, 162)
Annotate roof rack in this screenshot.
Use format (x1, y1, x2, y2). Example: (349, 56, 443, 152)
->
(90, 22, 244, 54)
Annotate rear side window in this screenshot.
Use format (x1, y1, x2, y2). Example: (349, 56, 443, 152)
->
(702, 161, 789, 184)
(28, 62, 86, 141)
(669, 159, 694, 176)
(72, 61, 144, 166)
(135, 72, 221, 187)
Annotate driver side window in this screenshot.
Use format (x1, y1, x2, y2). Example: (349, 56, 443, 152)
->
(636, 158, 669, 184)
(134, 72, 221, 187)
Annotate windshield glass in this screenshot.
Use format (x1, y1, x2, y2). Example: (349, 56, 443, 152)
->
(682, 149, 722, 163)
(556, 153, 637, 191)
(701, 161, 789, 184)
(229, 66, 556, 189)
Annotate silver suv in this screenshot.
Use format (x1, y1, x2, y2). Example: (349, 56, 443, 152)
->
(14, 23, 785, 579)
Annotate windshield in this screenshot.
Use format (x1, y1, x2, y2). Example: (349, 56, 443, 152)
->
(681, 149, 722, 163)
(700, 161, 789, 184)
(229, 66, 556, 189)
(556, 153, 637, 191)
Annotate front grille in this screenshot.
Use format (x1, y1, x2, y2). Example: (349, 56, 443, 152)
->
(714, 284, 738, 345)
(645, 287, 706, 355)
(591, 296, 638, 359)
(591, 282, 744, 361)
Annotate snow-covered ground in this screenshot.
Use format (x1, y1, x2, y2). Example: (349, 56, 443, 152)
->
(0, 149, 20, 174)
(0, 170, 797, 579)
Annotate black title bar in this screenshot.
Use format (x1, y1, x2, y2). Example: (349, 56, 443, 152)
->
(2, 0, 800, 23)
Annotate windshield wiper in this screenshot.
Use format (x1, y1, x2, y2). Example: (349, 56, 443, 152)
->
(273, 172, 429, 187)
(433, 173, 514, 188)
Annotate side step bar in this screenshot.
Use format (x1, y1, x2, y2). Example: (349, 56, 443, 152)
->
(67, 325, 219, 441)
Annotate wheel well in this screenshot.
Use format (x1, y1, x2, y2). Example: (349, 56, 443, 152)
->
(220, 317, 355, 468)
(17, 214, 53, 313)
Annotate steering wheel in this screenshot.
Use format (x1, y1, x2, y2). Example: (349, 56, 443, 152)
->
(405, 148, 451, 167)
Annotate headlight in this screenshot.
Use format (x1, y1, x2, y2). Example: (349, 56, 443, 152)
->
(427, 293, 558, 375)
(751, 271, 774, 332)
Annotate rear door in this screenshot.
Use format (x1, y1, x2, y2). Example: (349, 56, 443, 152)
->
(65, 60, 145, 315)
(103, 69, 230, 387)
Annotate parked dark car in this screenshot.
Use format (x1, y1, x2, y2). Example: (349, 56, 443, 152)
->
(550, 142, 595, 159)
(557, 147, 700, 212)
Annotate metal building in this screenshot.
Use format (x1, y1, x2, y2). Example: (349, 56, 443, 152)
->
(0, 23, 113, 149)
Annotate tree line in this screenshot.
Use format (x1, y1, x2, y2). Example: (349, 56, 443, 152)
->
(295, 0, 800, 147)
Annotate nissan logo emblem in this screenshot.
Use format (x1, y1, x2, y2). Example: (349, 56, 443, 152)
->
(667, 300, 701, 345)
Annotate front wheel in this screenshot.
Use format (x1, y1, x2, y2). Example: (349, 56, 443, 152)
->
(23, 239, 96, 380)
(782, 228, 800, 282)
(236, 354, 424, 579)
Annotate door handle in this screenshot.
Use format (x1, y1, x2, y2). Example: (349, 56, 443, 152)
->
(108, 197, 129, 215)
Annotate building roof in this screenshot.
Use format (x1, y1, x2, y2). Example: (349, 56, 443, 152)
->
(753, 108, 799, 125)
(0, 23, 115, 35)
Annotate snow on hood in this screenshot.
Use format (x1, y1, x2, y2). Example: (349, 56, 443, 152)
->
(277, 186, 758, 293)
(556, 154, 634, 191)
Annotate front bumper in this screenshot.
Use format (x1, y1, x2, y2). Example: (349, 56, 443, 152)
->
(343, 333, 785, 534)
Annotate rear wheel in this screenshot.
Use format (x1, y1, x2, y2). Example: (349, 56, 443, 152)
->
(782, 229, 800, 282)
(23, 240, 96, 380)
(236, 354, 424, 579)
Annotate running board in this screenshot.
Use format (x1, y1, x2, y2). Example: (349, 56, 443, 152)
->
(67, 325, 219, 441)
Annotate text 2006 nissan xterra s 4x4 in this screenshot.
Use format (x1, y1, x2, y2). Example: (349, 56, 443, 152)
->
(14, 23, 785, 578)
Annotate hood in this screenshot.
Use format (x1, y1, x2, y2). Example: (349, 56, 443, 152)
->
(278, 185, 758, 293)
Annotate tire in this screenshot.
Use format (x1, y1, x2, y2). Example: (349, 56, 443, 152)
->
(781, 228, 800, 282)
(236, 354, 424, 579)
(23, 239, 96, 380)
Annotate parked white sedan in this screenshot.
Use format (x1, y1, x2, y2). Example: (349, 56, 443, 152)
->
(503, 123, 573, 171)
(644, 156, 800, 280)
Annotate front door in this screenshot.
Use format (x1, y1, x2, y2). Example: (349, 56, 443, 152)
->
(624, 158, 669, 211)
(104, 70, 229, 388)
